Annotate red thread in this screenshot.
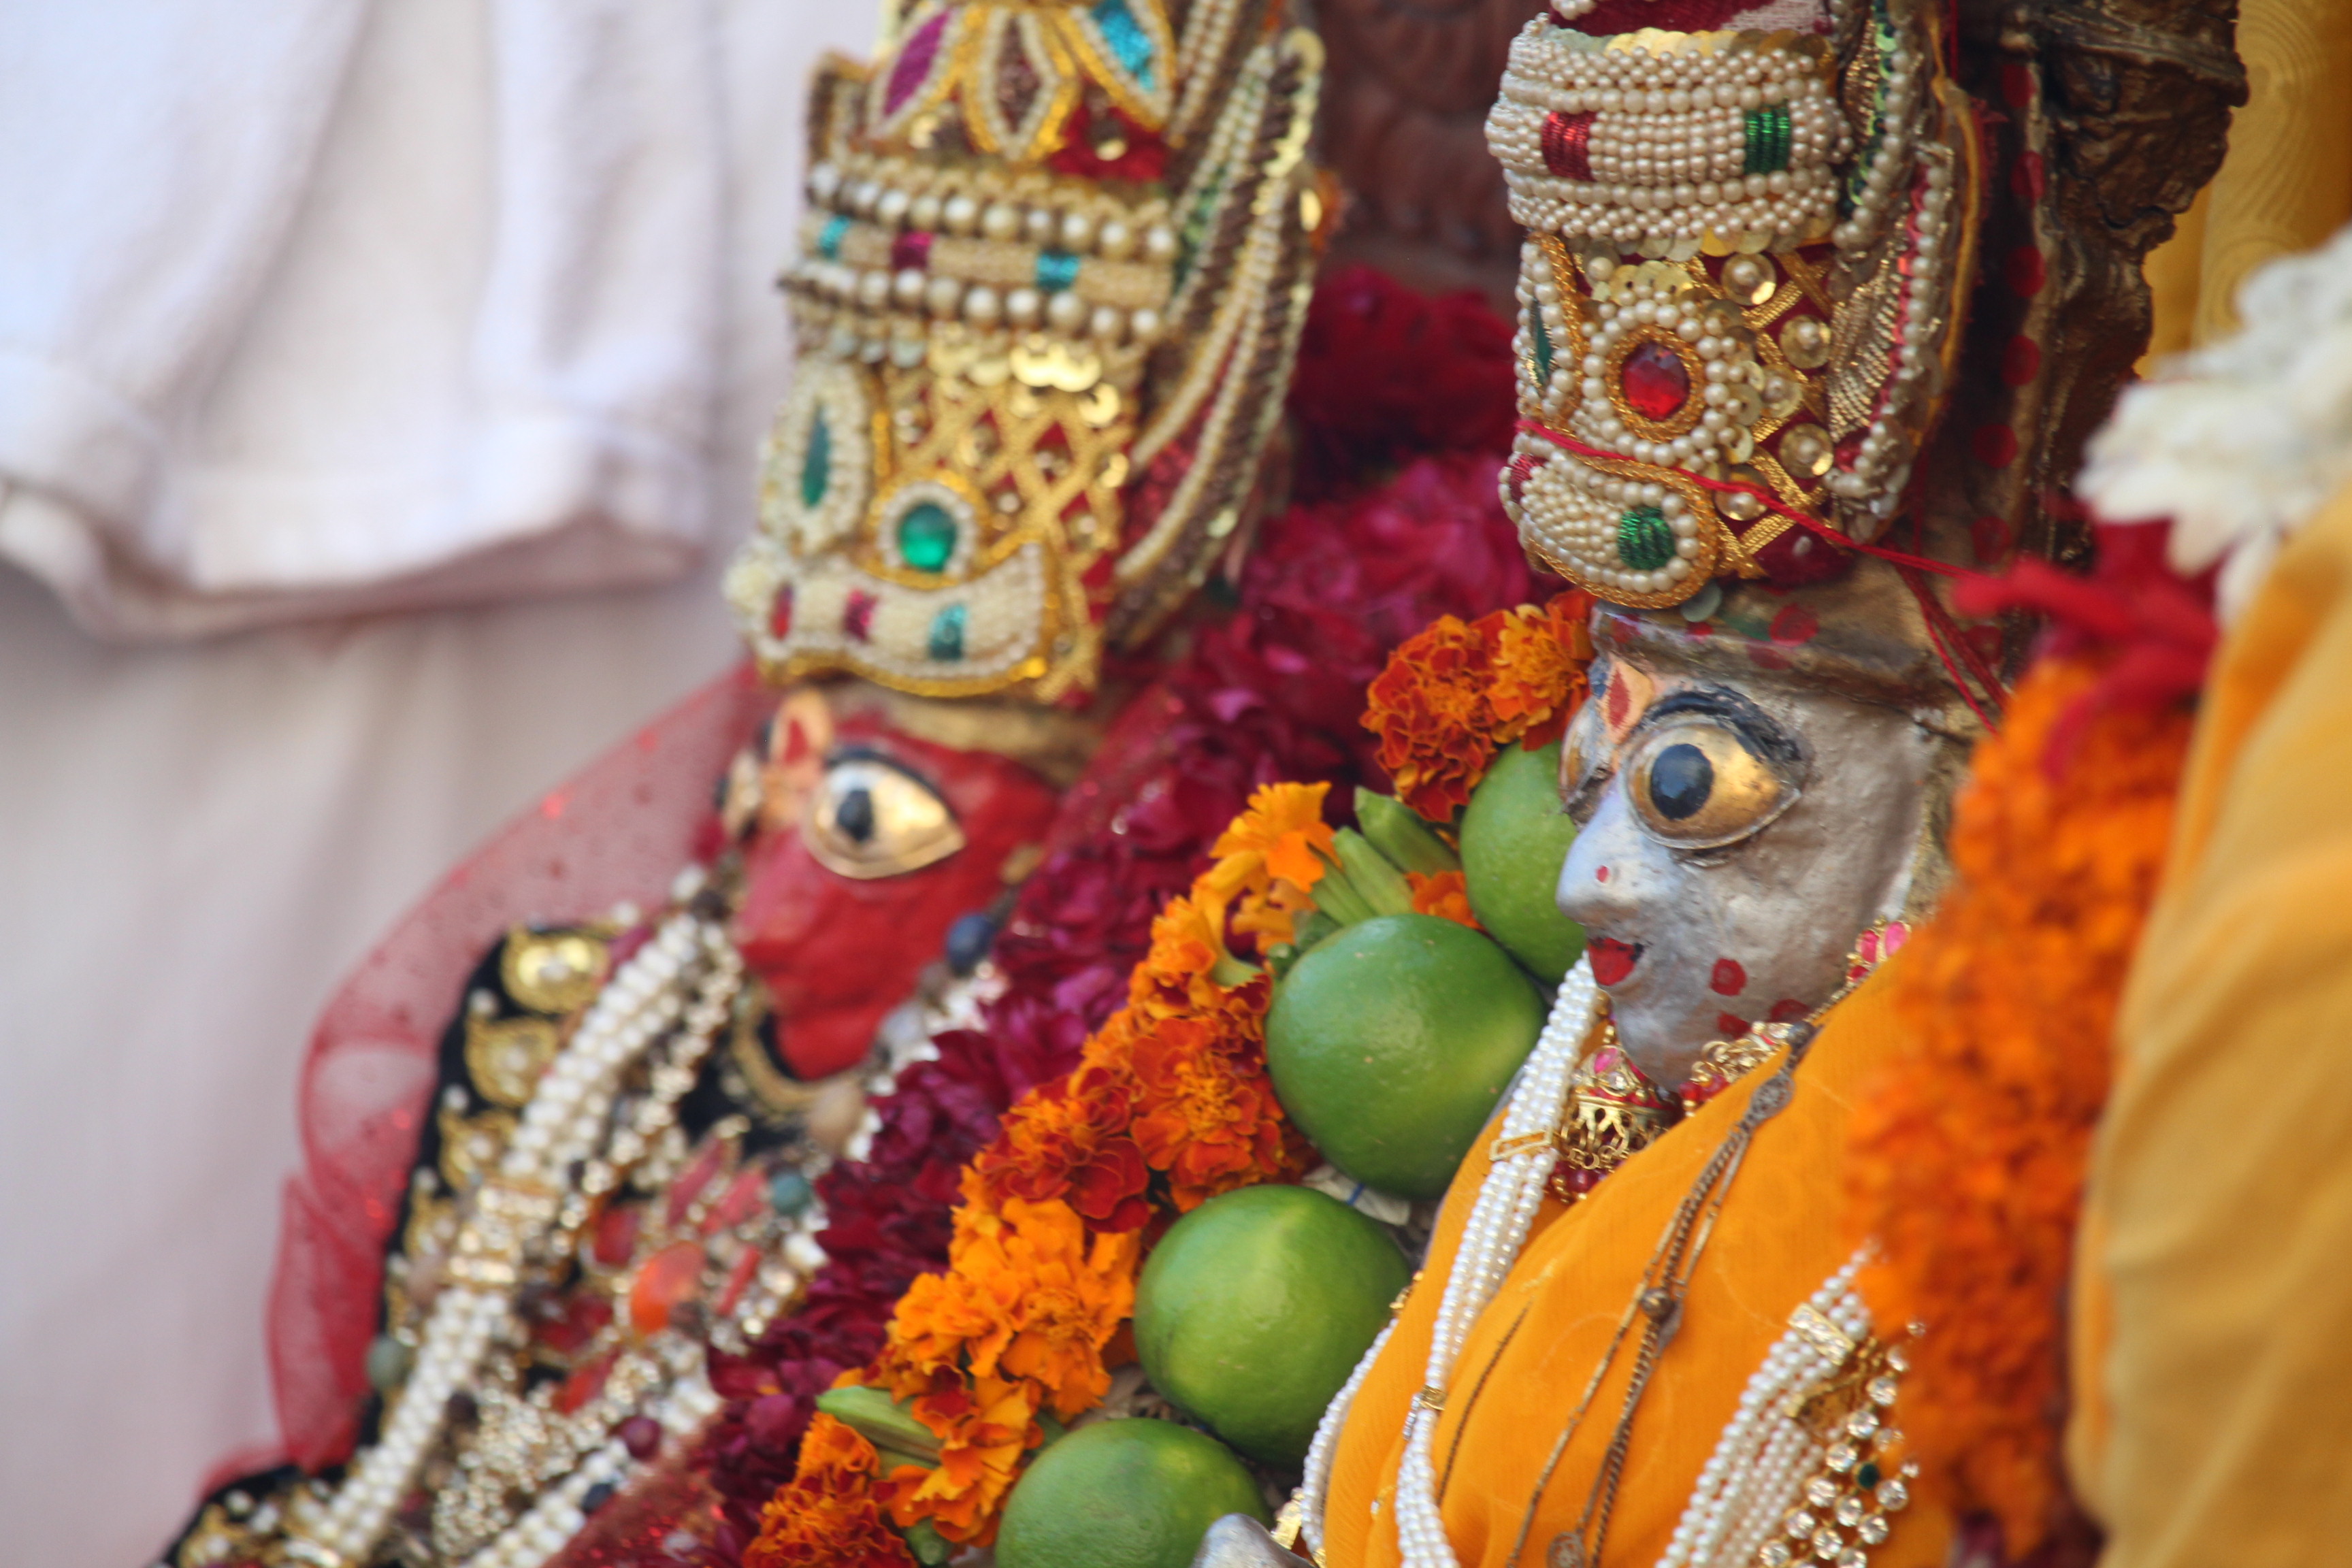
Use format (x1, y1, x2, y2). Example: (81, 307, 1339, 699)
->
(1541, 111, 1597, 181)
(1514, 421, 1977, 581)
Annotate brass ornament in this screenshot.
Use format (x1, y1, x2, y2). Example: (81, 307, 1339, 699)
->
(463, 1015, 561, 1109)
(500, 929, 609, 1015)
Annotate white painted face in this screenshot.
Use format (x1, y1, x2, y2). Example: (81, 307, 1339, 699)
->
(1554, 651, 1936, 1090)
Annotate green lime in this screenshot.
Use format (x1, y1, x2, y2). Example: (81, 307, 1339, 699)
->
(1266, 914, 1544, 1200)
(1135, 1185, 1409, 1465)
(994, 1418, 1267, 1568)
(1459, 740, 1585, 983)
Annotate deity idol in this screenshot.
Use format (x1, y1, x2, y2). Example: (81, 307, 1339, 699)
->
(1189, 0, 2242, 1565)
(154, 2, 1568, 1564)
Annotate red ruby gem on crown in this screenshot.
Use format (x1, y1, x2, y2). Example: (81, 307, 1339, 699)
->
(1622, 341, 1692, 422)
(843, 589, 878, 642)
(891, 231, 933, 272)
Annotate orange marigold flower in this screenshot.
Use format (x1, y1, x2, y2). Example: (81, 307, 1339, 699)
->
(877, 1260, 1015, 1399)
(746, 1416, 917, 1568)
(882, 1373, 1042, 1546)
(1129, 889, 1263, 1029)
(1363, 614, 1495, 821)
(987, 1197, 1141, 1418)
(1405, 868, 1480, 929)
(1206, 782, 1337, 953)
(1488, 591, 1595, 749)
(1128, 1007, 1307, 1211)
(882, 1196, 1138, 1421)
(969, 1060, 1152, 1231)
(1845, 655, 2192, 1559)
(1207, 781, 1336, 896)
(794, 1409, 881, 1484)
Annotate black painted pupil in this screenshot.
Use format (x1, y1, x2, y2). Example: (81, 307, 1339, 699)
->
(1649, 742, 1714, 821)
(836, 785, 877, 843)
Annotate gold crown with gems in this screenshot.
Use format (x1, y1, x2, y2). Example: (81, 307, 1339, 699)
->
(725, 0, 1324, 704)
(1490, 1, 1980, 611)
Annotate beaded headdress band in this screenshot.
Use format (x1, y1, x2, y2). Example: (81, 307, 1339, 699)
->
(727, 0, 1324, 704)
(1491, 0, 1977, 612)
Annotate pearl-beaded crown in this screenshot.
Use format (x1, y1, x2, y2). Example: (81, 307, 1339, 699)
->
(1491, 0, 1977, 610)
(727, 0, 1324, 704)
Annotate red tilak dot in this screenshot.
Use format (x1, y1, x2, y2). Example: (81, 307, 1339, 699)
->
(1972, 423, 2019, 468)
(1768, 998, 1811, 1023)
(1716, 1013, 1750, 1038)
(1710, 958, 1747, 996)
(1596, 866, 1611, 883)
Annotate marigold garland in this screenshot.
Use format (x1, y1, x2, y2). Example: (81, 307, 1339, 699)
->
(1364, 591, 1595, 819)
(745, 785, 1330, 1554)
(1845, 653, 2194, 1559)
(743, 1416, 917, 1568)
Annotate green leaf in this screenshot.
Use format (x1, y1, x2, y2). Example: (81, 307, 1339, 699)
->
(1355, 789, 1461, 875)
(1333, 830, 1416, 917)
(815, 1384, 941, 1460)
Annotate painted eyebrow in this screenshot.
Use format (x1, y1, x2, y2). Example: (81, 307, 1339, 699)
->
(1639, 686, 1803, 768)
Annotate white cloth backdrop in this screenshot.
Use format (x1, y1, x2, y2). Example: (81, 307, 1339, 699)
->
(0, 0, 875, 1562)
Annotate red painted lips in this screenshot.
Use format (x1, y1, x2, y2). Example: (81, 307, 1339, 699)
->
(1588, 937, 1642, 986)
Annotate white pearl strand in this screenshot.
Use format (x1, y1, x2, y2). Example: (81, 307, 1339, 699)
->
(1379, 960, 1602, 1568)
(1296, 1320, 1395, 1552)
(1489, 22, 1847, 257)
(1653, 1249, 1870, 1568)
(284, 909, 725, 1567)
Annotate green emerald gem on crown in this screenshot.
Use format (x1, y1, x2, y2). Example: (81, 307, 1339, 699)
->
(1616, 506, 1676, 572)
(800, 414, 831, 509)
(898, 502, 958, 574)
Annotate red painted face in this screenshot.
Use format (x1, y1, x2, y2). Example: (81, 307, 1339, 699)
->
(732, 708, 1060, 1079)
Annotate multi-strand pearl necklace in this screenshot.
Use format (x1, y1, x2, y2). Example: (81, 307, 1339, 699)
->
(1656, 1249, 1917, 1568)
(283, 905, 739, 1567)
(1294, 959, 1603, 1566)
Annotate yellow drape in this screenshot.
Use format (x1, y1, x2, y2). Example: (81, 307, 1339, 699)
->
(1322, 969, 1955, 1568)
(2072, 480, 2352, 1565)
(2139, 0, 2352, 363)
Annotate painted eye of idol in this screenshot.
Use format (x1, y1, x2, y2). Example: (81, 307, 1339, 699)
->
(1622, 694, 1802, 850)
(1560, 697, 1614, 826)
(800, 747, 967, 878)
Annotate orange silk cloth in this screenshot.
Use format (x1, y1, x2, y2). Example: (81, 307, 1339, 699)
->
(2070, 480, 2352, 1565)
(1322, 969, 1953, 1568)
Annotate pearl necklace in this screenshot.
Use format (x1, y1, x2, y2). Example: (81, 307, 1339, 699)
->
(1295, 958, 1603, 1565)
(1657, 1249, 1918, 1568)
(283, 904, 740, 1567)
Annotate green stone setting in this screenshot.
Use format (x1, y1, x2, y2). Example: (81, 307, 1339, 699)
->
(1744, 104, 1792, 176)
(1616, 506, 1676, 572)
(897, 502, 958, 574)
(928, 602, 968, 662)
(800, 414, 832, 509)
(1531, 306, 1554, 384)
